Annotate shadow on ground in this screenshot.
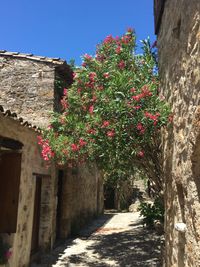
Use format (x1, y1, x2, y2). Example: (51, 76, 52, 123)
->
(31, 213, 115, 266)
(68, 227, 161, 267)
(32, 212, 162, 267)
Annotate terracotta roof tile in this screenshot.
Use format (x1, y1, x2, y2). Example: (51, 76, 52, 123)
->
(0, 50, 67, 66)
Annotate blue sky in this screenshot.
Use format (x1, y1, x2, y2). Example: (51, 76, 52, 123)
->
(1, 0, 155, 65)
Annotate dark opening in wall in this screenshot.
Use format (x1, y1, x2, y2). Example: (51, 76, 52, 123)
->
(0, 138, 22, 233)
(104, 185, 115, 209)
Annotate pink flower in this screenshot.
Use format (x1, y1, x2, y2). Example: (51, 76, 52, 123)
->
(84, 54, 92, 60)
(133, 105, 141, 110)
(137, 123, 143, 131)
(60, 98, 68, 110)
(37, 135, 43, 145)
(63, 88, 67, 96)
(121, 35, 131, 44)
(89, 72, 97, 82)
(89, 105, 94, 114)
(37, 136, 55, 161)
(73, 72, 78, 80)
(127, 101, 132, 108)
(141, 86, 152, 97)
(87, 128, 96, 134)
(82, 62, 87, 67)
(107, 130, 115, 137)
(103, 35, 114, 44)
(136, 123, 145, 134)
(130, 87, 136, 93)
(71, 143, 79, 152)
(103, 72, 110, 79)
(79, 138, 87, 147)
(102, 121, 110, 127)
(138, 151, 145, 157)
(85, 81, 95, 89)
(118, 60, 126, 69)
(77, 88, 82, 94)
(96, 54, 105, 62)
(132, 94, 143, 101)
(145, 112, 160, 124)
(98, 85, 104, 91)
(115, 46, 122, 54)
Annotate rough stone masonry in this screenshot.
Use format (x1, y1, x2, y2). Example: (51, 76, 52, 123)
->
(156, 0, 200, 266)
(0, 51, 72, 127)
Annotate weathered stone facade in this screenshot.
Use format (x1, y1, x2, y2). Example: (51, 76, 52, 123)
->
(0, 51, 72, 127)
(58, 165, 104, 238)
(156, 0, 200, 266)
(0, 110, 57, 267)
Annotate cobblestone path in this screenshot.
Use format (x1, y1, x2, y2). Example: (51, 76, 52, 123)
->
(32, 211, 162, 267)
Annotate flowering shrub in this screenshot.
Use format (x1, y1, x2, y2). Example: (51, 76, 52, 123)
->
(0, 238, 11, 264)
(38, 29, 170, 187)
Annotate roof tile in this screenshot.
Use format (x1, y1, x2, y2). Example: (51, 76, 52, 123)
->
(0, 50, 67, 66)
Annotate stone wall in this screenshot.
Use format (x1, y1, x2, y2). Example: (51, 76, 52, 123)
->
(157, 0, 200, 266)
(0, 57, 55, 127)
(0, 54, 72, 127)
(114, 180, 133, 211)
(0, 114, 57, 267)
(58, 164, 104, 238)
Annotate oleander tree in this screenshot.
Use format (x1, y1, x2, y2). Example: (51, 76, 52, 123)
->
(38, 28, 171, 193)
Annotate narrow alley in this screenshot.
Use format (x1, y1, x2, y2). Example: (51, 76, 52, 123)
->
(32, 211, 162, 267)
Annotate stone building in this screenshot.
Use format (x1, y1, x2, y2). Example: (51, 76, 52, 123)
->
(154, 0, 200, 266)
(0, 106, 57, 267)
(0, 50, 73, 127)
(0, 52, 103, 267)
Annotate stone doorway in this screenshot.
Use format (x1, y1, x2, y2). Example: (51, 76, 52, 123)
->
(56, 170, 64, 240)
(31, 176, 42, 253)
(104, 185, 115, 209)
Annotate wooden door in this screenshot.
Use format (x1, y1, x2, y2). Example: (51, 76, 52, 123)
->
(31, 177, 42, 253)
(0, 152, 21, 233)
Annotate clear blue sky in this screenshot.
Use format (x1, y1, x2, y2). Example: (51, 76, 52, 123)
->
(1, 0, 155, 65)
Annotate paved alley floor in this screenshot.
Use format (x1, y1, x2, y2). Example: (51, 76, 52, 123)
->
(32, 211, 162, 267)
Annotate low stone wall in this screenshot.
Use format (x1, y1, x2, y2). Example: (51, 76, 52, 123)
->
(157, 0, 200, 266)
(58, 164, 104, 238)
